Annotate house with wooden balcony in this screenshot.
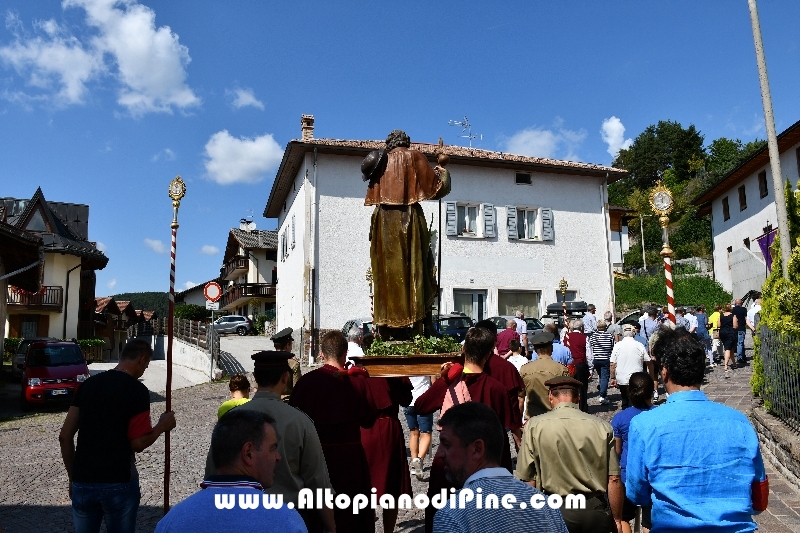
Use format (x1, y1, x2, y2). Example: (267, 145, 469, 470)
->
(2, 188, 108, 340)
(0, 220, 44, 354)
(219, 225, 278, 316)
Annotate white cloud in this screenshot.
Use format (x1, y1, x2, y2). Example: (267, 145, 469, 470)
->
(201, 244, 219, 255)
(151, 147, 175, 162)
(183, 280, 197, 290)
(106, 277, 116, 289)
(144, 237, 166, 253)
(600, 116, 633, 158)
(0, 0, 200, 115)
(203, 130, 283, 185)
(227, 87, 264, 110)
(0, 16, 103, 106)
(95, 241, 106, 252)
(503, 120, 587, 161)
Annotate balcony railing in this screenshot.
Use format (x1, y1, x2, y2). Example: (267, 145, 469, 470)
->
(222, 255, 249, 280)
(221, 283, 276, 309)
(7, 285, 63, 311)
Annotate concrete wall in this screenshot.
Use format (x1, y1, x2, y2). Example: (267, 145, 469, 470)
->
(711, 142, 800, 292)
(43, 253, 81, 339)
(276, 159, 309, 335)
(730, 248, 767, 300)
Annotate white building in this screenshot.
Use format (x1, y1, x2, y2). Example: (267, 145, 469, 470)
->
(694, 119, 800, 297)
(264, 116, 627, 360)
(218, 226, 278, 317)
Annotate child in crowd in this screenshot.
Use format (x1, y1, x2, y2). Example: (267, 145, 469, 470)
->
(506, 339, 528, 372)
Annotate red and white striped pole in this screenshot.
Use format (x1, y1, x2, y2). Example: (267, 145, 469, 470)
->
(165, 177, 186, 513)
(659, 215, 676, 324)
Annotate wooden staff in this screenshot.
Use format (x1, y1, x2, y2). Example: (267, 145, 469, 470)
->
(165, 176, 186, 513)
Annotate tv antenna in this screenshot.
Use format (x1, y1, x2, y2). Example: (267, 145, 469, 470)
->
(448, 116, 483, 147)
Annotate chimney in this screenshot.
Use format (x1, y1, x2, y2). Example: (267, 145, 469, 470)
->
(301, 114, 315, 141)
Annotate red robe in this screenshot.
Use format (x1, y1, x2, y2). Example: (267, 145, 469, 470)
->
(483, 353, 524, 427)
(360, 377, 413, 498)
(289, 364, 377, 533)
(414, 371, 515, 533)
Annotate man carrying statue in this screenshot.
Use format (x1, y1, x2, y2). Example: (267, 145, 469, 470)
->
(362, 130, 451, 339)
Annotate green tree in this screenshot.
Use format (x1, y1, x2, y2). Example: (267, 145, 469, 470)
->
(174, 303, 211, 321)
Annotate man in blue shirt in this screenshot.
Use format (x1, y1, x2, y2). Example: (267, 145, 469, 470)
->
(544, 323, 573, 366)
(433, 402, 568, 533)
(626, 329, 769, 532)
(632, 323, 648, 351)
(156, 410, 307, 533)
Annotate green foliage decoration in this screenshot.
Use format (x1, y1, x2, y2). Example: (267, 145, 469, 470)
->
(366, 335, 462, 356)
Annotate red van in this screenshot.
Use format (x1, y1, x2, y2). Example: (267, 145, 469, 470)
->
(19, 340, 91, 410)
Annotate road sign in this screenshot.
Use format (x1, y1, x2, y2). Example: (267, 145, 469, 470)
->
(206, 300, 219, 310)
(204, 281, 222, 302)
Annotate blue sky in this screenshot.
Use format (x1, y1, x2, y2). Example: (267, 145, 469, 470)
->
(2, 1, 800, 294)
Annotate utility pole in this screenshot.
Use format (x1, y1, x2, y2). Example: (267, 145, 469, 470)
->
(748, 0, 791, 280)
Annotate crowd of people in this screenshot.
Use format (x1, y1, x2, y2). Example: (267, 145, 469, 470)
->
(58, 300, 769, 533)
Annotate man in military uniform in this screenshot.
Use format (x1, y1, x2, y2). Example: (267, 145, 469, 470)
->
(519, 332, 570, 419)
(516, 376, 623, 533)
(205, 351, 335, 533)
(271, 327, 301, 401)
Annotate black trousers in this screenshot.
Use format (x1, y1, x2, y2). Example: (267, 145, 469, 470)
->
(574, 362, 590, 412)
(561, 494, 616, 533)
(619, 384, 629, 409)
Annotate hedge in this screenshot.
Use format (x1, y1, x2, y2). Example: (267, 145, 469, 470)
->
(615, 273, 732, 310)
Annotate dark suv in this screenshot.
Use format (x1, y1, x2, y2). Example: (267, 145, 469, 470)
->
(434, 314, 474, 342)
(19, 340, 90, 410)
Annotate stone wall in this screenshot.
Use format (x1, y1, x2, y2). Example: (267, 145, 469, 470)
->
(751, 403, 800, 487)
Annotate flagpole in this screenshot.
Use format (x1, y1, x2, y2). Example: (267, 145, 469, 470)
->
(165, 176, 186, 514)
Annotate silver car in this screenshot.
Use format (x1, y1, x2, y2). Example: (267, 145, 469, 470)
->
(211, 315, 252, 336)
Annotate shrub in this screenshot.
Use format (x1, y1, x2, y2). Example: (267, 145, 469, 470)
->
(3, 338, 21, 362)
(615, 273, 731, 310)
(175, 303, 212, 321)
(253, 314, 271, 335)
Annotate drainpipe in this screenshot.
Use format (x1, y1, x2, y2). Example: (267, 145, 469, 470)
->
(309, 148, 319, 366)
(63, 263, 82, 339)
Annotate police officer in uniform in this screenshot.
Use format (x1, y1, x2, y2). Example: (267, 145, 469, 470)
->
(205, 351, 335, 533)
(519, 332, 570, 420)
(516, 376, 623, 533)
(271, 327, 302, 401)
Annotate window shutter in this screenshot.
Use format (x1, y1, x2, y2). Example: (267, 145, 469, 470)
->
(541, 208, 554, 241)
(279, 233, 285, 261)
(483, 203, 496, 238)
(506, 206, 518, 240)
(445, 202, 457, 236)
(291, 214, 296, 248)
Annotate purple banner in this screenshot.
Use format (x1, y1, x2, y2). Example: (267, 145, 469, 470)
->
(756, 229, 777, 272)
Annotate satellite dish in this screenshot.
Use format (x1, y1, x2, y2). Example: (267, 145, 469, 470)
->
(239, 218, 257, 231)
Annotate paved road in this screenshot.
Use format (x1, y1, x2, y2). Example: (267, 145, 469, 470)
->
(1, 337, 798, 532)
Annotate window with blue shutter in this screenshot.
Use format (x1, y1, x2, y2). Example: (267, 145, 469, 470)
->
(541, 207, 554, 241)
(482, 204, 495, 238)
(506, 206, 518, 240)
(291, 214, 296, 248)
(445, 202, 457, 236)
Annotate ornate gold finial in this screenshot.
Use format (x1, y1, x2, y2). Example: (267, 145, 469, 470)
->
(168, 176, 186, 202)
(558, 278, 568, 303)
(649, 180, 674, 217)
(365, 267, 373, 284)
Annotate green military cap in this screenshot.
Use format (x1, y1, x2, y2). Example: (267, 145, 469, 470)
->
(270, 327, 294, 343)
(530, 331, 554, 347)
(251, 350, 293, 368)
(544, 376, 583, 391)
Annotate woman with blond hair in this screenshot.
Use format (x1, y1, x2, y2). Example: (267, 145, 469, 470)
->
(719, 303, 738, 373)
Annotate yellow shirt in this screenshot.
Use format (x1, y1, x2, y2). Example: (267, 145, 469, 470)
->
(217, 397, 250, 419)
(708, 311, 721, 330)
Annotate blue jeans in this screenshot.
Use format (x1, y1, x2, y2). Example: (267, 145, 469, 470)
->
(72, 479, 140, 533)
(403, 406, 433, 433)
(737, 331, 746, 362)
(595, 359, 610, 398)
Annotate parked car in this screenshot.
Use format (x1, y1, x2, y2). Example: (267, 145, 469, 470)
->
(433, 313, 474, 342)
(617, 310, 644, 327)
(211, 315, 252, 336)
(19, 340, 90, 411)
(13, 337, 58, 379)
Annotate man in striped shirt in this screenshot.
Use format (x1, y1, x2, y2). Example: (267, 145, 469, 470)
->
(433, 402, 568, 533)
(590, 321, 616, 405)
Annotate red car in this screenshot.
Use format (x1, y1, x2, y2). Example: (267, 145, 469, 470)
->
(19, 340, 91, 410)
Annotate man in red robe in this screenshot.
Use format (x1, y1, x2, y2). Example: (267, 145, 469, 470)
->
(290, 331, 378, 533)
(360, 377, 413, 532)
(414, 327, 516, 533)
